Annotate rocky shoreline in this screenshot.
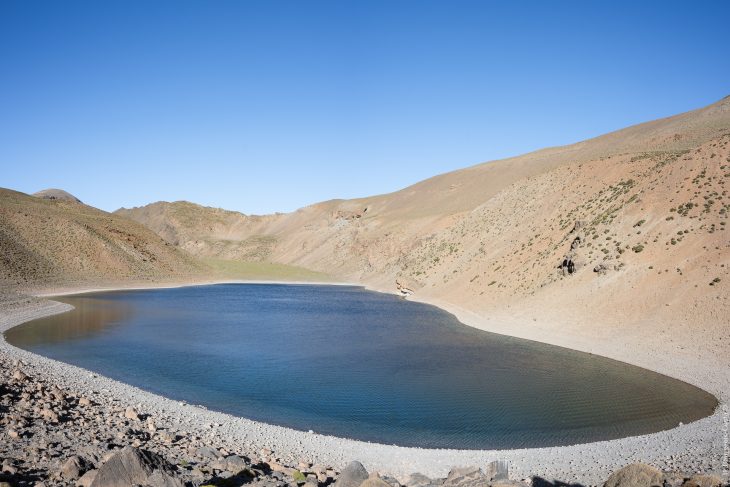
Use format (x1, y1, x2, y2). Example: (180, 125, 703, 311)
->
(1, 354, 726, 487)
(1, 291, 728, 487)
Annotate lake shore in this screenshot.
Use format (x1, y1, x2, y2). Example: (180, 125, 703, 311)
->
(1, 281, 727, 485)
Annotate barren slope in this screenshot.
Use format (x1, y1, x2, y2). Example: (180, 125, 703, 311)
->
(116, 97, 730, 388)
(115, 201, 278, 261)
(117, 97, 730, 291)
(0, 189, 206, 289)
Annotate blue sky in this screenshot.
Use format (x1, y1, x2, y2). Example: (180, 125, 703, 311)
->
(1, 1, 729, 214)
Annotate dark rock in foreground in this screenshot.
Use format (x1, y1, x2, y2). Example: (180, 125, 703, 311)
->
(60, 455, 93, 480)
(335, 461, 370, 487)
(89, 447, 182, 487)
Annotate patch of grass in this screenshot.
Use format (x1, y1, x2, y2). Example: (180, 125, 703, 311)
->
(203, 258, 333, 282)
(291, 470, 306, 483)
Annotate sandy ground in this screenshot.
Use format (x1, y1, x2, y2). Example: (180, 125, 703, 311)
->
(1, 280, 727, 486)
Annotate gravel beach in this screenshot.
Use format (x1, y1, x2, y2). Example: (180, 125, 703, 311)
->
(1, 283, 727, 486)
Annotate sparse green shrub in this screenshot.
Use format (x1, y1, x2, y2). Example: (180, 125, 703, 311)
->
(632, 244, 644, 253)
(292, 470, 306, 483)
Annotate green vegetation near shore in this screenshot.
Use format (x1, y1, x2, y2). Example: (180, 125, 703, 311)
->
(202, 258, 334, 282)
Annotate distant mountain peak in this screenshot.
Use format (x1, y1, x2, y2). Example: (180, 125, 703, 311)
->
(32, 188, 82, 203)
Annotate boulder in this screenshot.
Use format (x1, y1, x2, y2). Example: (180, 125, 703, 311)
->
(334, 461, 369, 487)
(443, 467, 488, 487)
(61, 456, 93, 480)
(12, 369, 28, 382)
(157, 431, 177, 443)
(77, 469, 99, 487)
(559, 255, 577, 275)
(407, 473, 441, 487)
(360, 477, 393, 487)
(572, 220, 586, 233)
(224, 455, 248, 473)
(380, 475, 402, 487)
(51, 385, 66, 401)
(663, 473, 687, 487)
(570, 235, 582, 250)
(79, 397, 92, 407)
(484, 461, 509, 481)
(682, 476, 723, 487)
(124, 407, 140, 421)
(2, 459, 17, 475)
(41, 407, 60, 423)
(146, 470, 184, 487)
(603, 464, 664, 487)
(268, 461, 293, 474)
(89, 446, 182, 487)
(195, 446, 219, 460)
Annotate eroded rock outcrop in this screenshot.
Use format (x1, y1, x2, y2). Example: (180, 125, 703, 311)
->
(396, 280, 414, 297)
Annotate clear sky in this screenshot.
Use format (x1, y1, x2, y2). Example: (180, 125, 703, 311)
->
(1, 1, 729, 214)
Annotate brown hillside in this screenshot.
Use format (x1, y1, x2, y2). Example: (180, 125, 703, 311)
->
(115, 201, 278, 261)
(0, 188, 206, 289)
(117, 97, 730, 288)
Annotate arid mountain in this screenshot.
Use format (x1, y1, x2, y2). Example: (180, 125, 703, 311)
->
(0, 188, 206, 288)
(117, 97, 730, 368)
(115, 201, 280, 261)
(33, 188, 83, 203)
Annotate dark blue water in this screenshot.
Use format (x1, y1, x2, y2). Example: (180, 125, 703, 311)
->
(5, 284, 717, 449)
